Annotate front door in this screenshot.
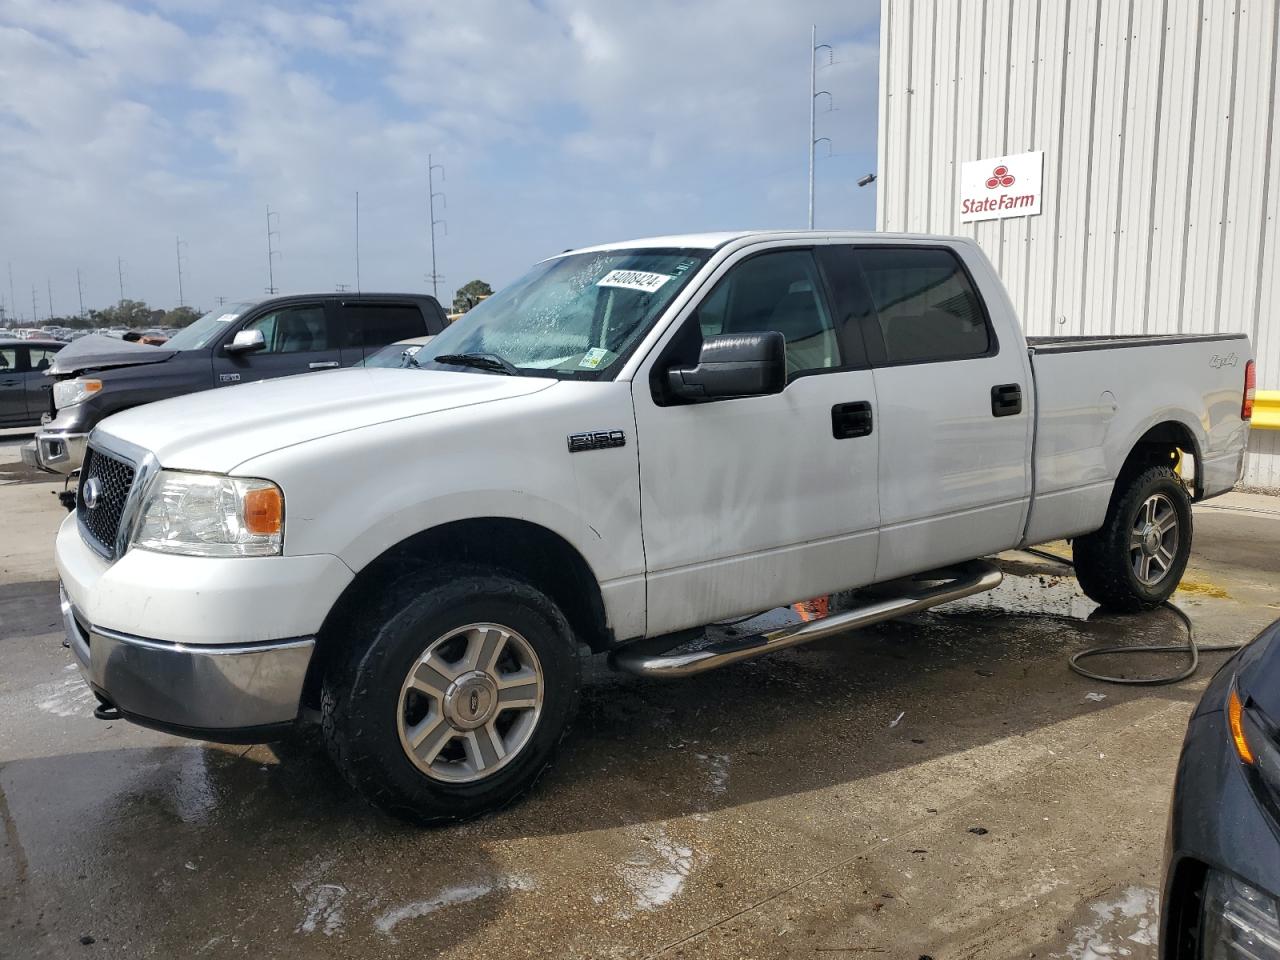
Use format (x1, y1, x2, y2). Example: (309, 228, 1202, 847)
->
(0, 346, 27, 425)
(633, 244, 881, 636)
(845, 244, 1033, 581)
(212, 301, 341, 386)
(24, 345, 59, 423)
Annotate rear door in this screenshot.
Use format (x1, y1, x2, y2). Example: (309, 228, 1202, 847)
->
(845, 243, 1033, 580)
(336, 300, 432, 364)
(211, 300, 341, 385)
(0, 346, 27, 424)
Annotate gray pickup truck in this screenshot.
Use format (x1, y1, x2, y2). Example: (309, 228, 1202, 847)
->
(23, 292, 447, 474)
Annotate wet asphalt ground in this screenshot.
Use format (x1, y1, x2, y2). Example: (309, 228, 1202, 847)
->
(3, 427, 1279, 959)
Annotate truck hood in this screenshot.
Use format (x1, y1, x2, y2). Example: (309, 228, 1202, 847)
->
(49, 334, 177, 375)
(95, 367, 557, 473)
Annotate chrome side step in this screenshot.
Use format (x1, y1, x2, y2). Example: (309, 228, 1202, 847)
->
(611, 559, 1003, 678)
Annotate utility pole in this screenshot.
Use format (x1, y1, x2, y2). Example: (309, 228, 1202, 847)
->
(77, 268, 85, 319)
(808, 25, 833, 229)
(354, 191, 361, 294)
(7, 262, 15, 323)
(265, 205, 281, 295)
(32, 286, 38, 324)
(117, 257, 126, 304)
(336, 283, 350, 293)
(46, 277, 54, 321)
(427, 154, 446, 299)
(175, 236, 187, 307)
(216, 296, 227, 306)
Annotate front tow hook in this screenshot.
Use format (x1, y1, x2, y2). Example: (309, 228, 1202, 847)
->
(93, 695, 122, 721)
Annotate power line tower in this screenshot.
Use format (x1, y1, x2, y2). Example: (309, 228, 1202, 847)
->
(77, 268, 86, 319)
(176, 235, 188, 307)
(808, 25, 834, 229)
(117, 257, 126, 304)
(265, 205, 281, 295)
(427, 154, 446, 300)
(46, 278, 54, 320)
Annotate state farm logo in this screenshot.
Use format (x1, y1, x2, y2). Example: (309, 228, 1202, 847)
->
(985, 165, 1016, 189)
(960, 151, 1043, 222)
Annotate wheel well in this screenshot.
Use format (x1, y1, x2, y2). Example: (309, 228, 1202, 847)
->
(1117, 421, 1202, 501)
(303, 518, 612, 708)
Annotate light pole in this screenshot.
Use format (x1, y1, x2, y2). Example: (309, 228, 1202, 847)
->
(427, 155, 447, 300)
(808, 25, 833, 229)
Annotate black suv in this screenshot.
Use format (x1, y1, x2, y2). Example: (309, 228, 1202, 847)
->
(24, 293, 446, 474)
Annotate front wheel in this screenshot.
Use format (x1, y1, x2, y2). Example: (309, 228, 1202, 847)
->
(322, 568, 580, 824)
(1072, 464, 1193, 612)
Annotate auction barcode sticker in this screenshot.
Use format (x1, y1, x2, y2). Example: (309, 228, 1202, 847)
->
(597, 269, 672, 293)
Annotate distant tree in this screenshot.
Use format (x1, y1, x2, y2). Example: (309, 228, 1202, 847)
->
(89, 300, 154, 328)
(452, 280, 493, 314)
(162, 306, 202, 328)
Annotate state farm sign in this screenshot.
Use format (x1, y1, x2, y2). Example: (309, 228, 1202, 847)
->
(959, 150, 1043, 223)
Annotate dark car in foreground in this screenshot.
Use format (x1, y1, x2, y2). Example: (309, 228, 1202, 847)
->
(22, 293, 447, 474)
(1163, 617, 1280, 959)
(0, 339, 65, 429)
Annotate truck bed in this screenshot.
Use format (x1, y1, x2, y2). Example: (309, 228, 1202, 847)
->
(1021, 331, 1250, 546)
(1027, 332, 1248, 353)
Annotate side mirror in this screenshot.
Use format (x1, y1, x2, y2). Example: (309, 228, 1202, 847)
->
(665, 331, 786, 402)
(224, 329, 265, 355)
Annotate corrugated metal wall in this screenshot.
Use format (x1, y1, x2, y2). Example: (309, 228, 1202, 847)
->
(877, 0, 1280, 489)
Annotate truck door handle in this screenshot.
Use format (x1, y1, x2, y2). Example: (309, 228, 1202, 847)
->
(309, 361, 340, 369)
(831, 401, 873, 439)
(991, 383, 1023, 417)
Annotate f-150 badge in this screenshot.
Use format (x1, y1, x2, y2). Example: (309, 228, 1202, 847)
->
(567, 430, 626, 453)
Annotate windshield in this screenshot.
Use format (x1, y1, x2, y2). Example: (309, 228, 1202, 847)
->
(362, 340, 430, 368)
(418, 248, 710, 378)
(163, 303, 256, 351)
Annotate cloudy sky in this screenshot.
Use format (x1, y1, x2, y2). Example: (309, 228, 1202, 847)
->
(0, 0, 880, 320)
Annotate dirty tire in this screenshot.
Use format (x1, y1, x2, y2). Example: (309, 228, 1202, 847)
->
(1072, 465, 1193, 612)
(322, 565, 579, 825)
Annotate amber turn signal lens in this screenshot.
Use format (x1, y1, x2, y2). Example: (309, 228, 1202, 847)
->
(243, 487, 283, 536)
(1228, 688, 1256, 766)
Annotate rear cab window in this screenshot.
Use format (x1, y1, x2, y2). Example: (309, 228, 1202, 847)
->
(340, 302, 430, 355)
(853, 246, 994, 365)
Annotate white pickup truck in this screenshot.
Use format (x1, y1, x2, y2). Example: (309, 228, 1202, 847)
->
(55, 230, 1254, 822)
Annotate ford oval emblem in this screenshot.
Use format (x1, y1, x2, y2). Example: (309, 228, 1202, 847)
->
(82, 477, 102, 510)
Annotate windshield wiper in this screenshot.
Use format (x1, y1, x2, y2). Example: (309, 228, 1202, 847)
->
(433, 352, 521, 376)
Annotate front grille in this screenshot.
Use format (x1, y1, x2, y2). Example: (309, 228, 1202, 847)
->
(77, 446, 136, 558)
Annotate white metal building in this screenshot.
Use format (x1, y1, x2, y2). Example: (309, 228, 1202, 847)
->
(876, 0, 1280, 488)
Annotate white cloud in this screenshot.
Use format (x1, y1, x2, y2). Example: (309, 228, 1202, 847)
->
(0, 0, 880, 319)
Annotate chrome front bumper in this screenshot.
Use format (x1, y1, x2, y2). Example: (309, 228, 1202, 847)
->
(61, 586, 315, 742)
(24, 432, 88, 474)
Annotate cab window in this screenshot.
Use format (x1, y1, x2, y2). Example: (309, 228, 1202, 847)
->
(695, 249, 840, 377)
(241, 305, 332, 354)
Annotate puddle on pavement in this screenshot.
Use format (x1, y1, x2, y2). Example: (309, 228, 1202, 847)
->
(1049, 885, 1159, 959)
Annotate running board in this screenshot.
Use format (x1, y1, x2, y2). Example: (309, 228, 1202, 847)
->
(611, 559, 1003, 678)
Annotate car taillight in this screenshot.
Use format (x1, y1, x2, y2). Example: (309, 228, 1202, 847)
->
(1243, 359, 1256, 420)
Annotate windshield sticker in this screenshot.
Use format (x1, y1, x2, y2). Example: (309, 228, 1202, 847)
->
(597, 269, 672, 293)
(670, 258, 697, 276)
(579, 347, 610, 369)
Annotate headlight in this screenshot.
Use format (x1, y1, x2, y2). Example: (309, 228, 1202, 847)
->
(130, 471, 284, 557)
(52, 378, 101, 409)
(1201, 869, 1280, 959)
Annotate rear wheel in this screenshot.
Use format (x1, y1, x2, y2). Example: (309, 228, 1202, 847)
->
(1072, 465, 1193, 612)
(322, 567, 580, 824)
